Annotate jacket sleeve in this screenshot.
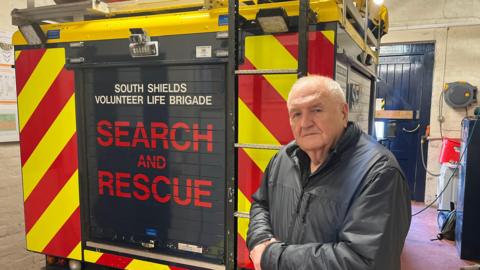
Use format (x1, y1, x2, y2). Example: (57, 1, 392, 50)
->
(260, 165, 411, 270)
(246, 156, 277, 251)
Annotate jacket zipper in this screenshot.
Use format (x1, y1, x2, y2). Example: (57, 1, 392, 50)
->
(286, 169, 310, 244)
(301, 194, 313, 223)
(285, 149, 336, 244)
(286, 190, 304, 244)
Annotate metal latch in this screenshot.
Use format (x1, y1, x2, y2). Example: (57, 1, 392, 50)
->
(141, 240, 157, 249)
(69, 42, 84, 48)
(234, 211, 250, 219)
(68, 57, 85, 64)
(129, 28, 158, 58)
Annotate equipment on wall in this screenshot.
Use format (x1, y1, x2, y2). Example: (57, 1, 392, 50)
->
(444, 82, 477, 108)
(474, 106, 480, 117)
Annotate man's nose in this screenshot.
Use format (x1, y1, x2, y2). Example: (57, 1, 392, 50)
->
(299, 113, 313, 128)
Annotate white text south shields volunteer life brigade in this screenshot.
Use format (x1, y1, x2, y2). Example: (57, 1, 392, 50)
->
(95, 82, 217, 208)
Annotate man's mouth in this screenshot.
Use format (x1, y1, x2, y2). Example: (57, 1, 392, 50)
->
(302, 133, 318, 137)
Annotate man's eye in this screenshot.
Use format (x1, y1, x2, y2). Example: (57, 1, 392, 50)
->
(291, 112, 301, 119)
(312, 108, 322, 113)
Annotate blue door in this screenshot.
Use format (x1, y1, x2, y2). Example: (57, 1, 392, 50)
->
(376, 44, 434, 201)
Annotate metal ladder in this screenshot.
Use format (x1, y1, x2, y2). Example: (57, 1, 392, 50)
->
(227, 0, 312, 238)
(227, 0, 311, 152)
(228, 0, 311, 77)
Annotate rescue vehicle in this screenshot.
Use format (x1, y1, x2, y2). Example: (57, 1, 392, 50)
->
(11, 0, 385, 268)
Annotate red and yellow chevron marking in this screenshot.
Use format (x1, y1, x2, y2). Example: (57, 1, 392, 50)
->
(84, 250, 188, 270)
(237, 31, 335, 268)
(15, 48, 81, 260)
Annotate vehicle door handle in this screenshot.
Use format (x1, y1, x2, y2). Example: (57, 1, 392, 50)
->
(402, 124, 420, 133)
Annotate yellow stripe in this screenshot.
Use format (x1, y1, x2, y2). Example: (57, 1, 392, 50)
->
(237, 99, 279, 241)
(237, 190, 251, 240)
(245, 35, 297, 101)
(238, 189, 251, 215)
(17, 48, 65, 131)
(243, 149, 278, 173)
(84, 250, 103, 263)
(26, 170, 79, 252)
(22, 95, 76, 200)
(15, 50, 21, 60)
(322, 30, 335, 45)
(68, 242, 82, 260)
(238, 98, 280, 171)
(238, 99, 279, 145)
(126, 260, 170, 270)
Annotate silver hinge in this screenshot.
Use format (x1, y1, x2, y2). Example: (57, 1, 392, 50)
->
(234, 211, 250, 219)
(68, 57, 85, 64)
(69, 42, 84, 48)
(228, 187, 235, 203)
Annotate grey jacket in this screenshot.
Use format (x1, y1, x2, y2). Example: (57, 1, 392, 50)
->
(246, 123, 411, 270)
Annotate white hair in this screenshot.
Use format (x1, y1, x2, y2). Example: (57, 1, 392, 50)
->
(288, 75, 346, 104)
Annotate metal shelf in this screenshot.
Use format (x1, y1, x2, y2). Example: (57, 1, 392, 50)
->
(11, 0, 254, 25)
(12, 1, 105, 25)
(11, 0, 211, 25)
(341, 0, 379, 49)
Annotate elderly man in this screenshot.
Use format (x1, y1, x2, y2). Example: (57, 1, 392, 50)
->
(246, 75, 411, 270)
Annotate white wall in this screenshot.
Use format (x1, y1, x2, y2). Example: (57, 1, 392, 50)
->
(0, 1, 53, 269)
(382, 0, 480, 204)
(0, 0, 55, 32)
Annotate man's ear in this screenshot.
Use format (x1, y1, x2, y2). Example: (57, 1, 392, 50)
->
(342, 103, 349, 126)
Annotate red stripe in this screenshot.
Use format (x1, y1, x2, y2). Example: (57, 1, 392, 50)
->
(15, 49, 47, 95)
(96, 253, 133, 269)
(237, 234, 254, 269)
(239, 59, 293, 145)
(275, 32, 335, 77)
(307, 32, 335, 77)
(24, 134, 78, 233)
(19, 68, 75, 165)
(42, 207, 81, 258)
(170, 266, 189, 270)
(238, 149, 263, 201)
(273, 32, 298, 59)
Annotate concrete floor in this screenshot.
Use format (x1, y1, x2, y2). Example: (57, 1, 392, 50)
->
(401, 202, 479, 270)
(12, 202, 480, 270)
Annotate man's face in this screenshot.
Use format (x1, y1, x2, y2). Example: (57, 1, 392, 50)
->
(287, 82, 348, 153)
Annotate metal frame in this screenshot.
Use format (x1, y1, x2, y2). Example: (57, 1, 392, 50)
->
(234, 143, 283, 150)
(86, 241, 225, 270)
(12, 0, 380, 66)
(227, 0, 313, 264)
(226, 0, 238, 268)
(12, 1, 97, 25)
(66, 31, 233, 267)
(11, 0, 250, 26)
(341, 0, 378, 48)
(368, 73, 377, 135)
(297, 0, 309, 77)
(71, 62, 90, 266)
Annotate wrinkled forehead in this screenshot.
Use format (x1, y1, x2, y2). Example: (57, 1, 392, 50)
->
(287, 83, 330, 109)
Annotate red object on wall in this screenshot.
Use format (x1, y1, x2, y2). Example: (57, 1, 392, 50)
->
(439, 138, 461, 164)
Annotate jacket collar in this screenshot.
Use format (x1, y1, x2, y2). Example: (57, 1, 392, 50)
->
(286, 122, 362, 171)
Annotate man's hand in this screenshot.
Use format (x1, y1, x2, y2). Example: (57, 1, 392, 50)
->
(250, 238, 277, 270)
